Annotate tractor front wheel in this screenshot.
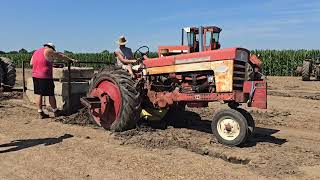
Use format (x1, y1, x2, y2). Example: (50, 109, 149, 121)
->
(236, 108, 255, 138)
(212, 109, 248, 146)
(302, 60, 311, 81)
(88, 66, 141, 131)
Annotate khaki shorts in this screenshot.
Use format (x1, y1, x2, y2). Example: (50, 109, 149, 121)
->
(121, 64, 141, 71)
(121, 65, 129, 70)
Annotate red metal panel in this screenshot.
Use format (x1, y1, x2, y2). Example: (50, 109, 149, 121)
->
(175, 92, 235, 101)
(250, 54, 262, 68)
(144, 48, 249, 68)
(147, 89, 245, 108)
(243, 80, 267, 109)
(144, 56, 176, 68)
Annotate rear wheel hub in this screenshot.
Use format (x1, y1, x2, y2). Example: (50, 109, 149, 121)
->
(90, 80, 122, 128)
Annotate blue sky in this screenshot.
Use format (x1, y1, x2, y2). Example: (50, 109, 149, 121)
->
(0, 0, 319, 52)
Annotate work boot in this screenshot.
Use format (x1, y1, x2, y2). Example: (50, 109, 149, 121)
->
(54, 110, 64, 117)
(39, 111, 50, 119)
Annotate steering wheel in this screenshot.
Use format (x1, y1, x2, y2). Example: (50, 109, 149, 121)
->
(134, 46, 149, 62)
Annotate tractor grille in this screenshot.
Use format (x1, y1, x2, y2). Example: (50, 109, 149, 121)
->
(233, 60, 246, 90)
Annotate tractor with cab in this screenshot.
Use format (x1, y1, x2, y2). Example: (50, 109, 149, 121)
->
(81, 26, 267, 146)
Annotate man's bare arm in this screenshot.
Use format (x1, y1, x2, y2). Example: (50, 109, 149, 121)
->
(114, 51, 136, 64)
(53, 52, 77, 62)
(30, 56, 34, 65)
(45, 49, 77, 62)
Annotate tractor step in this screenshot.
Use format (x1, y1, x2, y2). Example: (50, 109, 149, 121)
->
(80, 97, 101, 109)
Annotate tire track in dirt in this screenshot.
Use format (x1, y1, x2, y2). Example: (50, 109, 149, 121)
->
(268, 90, 320, 100)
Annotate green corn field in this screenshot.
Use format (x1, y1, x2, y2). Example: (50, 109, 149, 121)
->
(252, 49, 320, 76)
(1, 50, 319, 76)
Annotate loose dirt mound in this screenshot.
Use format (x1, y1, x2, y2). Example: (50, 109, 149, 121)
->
(0, 92, 23, 101)
(304, 94, 320, 100)
(55, 108, 97, 127)
(250, 109, 292, 127)
(114, 126, 251, 165)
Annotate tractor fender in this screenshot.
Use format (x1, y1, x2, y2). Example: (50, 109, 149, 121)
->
(249, 54, 262, 69)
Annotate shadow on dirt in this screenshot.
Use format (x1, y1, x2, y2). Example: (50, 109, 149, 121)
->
(243, 127, 287, 147)
(163, 109, 212, 133)
(0, 134, 73, 154)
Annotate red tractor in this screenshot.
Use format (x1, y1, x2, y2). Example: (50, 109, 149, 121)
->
(81, 26, 267, 146)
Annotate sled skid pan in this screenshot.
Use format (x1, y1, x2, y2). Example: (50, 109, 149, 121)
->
(80, 97, 102, 109)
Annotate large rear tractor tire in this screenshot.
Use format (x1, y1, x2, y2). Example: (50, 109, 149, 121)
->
(0, 57, 16, 89)
(88, 66, 141, 132)
(212, 109, 248, 146)
(302, 60, 311, 81)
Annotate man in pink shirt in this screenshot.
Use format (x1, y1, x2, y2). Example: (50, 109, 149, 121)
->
(30, 43, 77, 119)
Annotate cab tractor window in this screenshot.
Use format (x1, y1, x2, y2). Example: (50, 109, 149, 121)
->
(213, 32, 220, 43)
(206, 31, 211, 48)
(187, 32, 195, 47)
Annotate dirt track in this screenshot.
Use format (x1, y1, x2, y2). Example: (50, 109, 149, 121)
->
(1, 76, 320, 180)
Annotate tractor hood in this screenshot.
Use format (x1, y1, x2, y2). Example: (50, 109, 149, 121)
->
(144, 48, 250, 68)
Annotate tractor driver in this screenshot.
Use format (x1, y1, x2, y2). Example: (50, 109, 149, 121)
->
(114, 36, 137, 78)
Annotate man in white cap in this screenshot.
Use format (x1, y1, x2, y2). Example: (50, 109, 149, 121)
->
(114, 36, 137, 78)
(30, 43, 78, 119)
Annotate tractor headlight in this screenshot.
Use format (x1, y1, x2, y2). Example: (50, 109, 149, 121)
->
(236, 50, 249, 62)
(207, 75, 214, 83)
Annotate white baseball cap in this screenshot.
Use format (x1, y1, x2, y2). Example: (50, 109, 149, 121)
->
(43, 42, 56, 50)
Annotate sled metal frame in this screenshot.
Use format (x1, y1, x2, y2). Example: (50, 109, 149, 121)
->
(22, 60, 111, 115)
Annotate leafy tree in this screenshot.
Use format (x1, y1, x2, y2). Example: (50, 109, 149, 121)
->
(8, 51, 18, 54)
(0, 51, 6, 54)
(101, 50, 110, 54)
(19, 48, 28, 54)
(64, 50, 73, 54)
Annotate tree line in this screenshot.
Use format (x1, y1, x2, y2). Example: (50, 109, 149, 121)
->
(0, 49, 110, 55)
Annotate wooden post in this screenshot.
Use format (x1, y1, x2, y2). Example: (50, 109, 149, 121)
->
(22, 61, 26, 93)
(67, 61, 72, 115)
